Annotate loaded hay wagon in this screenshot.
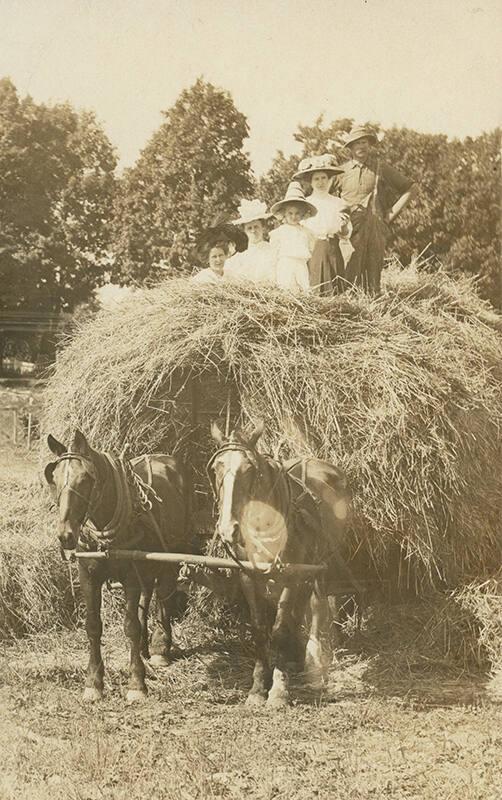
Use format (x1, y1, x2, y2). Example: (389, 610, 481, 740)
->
(42, 263, 502, 604)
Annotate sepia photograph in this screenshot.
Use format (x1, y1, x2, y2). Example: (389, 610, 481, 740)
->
(0, 0, 501, 797)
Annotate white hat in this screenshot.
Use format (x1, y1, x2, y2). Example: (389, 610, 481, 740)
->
(292, 153, 344, 181)
(232, 199, 272, 226)
(270, 181, 317, 218)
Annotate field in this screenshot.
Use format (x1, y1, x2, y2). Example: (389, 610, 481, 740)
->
(1, 440, 502, 799)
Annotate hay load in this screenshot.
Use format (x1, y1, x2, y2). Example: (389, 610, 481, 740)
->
(43, 265, 502, 590)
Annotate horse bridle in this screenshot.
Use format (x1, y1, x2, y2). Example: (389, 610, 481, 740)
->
(53, 452, 100, 509)
(207, 442, 294, 575)
(206, 442, 261, 497)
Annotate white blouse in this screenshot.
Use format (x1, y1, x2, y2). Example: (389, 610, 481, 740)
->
(302, 193, 350, 240)
(269, 224, 315, 261)
(224, 241, 276, 283)
(190, 268, 224, 285)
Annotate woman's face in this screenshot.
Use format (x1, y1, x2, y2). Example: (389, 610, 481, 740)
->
(284, 204, 303, 225)
(311, 171, 331, 193)
(244, 220, 265, 245)
(208, 246, 227, 274)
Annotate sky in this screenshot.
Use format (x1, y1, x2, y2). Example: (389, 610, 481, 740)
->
(0, 0, 501, 177)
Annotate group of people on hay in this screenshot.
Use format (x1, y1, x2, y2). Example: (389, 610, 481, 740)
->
(192, 125, 417, 295)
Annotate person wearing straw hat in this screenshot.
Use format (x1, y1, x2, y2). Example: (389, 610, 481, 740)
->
(293, 154, 354, 296)
(191, 222, 247, 284)
(269, 182, 317, 293)
(335, 125, 417, 294)
(224, 199, 276, 284)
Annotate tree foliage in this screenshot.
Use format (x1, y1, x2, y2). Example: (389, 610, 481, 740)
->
(112, 78, 253, 284)
(260, 117, 501, 306)
(0, 78, 117, 312)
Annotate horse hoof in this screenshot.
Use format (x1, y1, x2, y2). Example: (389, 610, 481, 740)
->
(245, 693, 267, 707)
(266, 693, 289, 710)
(82, 687, 103, 703)
(126, 688, 148, 704)
(149, 654, 170, 667)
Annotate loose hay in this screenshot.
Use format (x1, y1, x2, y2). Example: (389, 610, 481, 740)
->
(0, 482, 81, 638)
(42, 263, 502, 591)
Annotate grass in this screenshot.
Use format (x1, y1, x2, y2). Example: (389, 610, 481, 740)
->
(1, 627, 502, 800)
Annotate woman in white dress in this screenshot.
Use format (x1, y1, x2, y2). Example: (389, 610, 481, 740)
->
(293, 154, 353, 295)
(224, 199, 276, 284)
(191, 222, 247, 284)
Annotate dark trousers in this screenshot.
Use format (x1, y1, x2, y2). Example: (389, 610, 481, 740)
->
(345, 209, 389, 294)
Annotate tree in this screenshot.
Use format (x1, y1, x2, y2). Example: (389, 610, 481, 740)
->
(0, 78, 117, 312)
(260, 117, 501, 306)
(112, 78, 253, 284)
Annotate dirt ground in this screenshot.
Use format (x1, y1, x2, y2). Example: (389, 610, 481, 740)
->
(1, 629, 502, 800)
(1, 440, 502, 799)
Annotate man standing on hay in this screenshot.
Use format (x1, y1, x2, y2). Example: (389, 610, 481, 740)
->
(336, 125, 418, 294)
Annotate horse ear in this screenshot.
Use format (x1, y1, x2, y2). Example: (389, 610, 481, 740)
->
(72, 429, 93, 457)
(247, 420, 265, 449)
(47, 434, 67, 457)
(44, 461, 57, 485)
(210, 421, 225, 446)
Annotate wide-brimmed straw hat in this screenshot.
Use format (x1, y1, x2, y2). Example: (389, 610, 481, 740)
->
(270, 181, 317, 218)
(232, 199, 272, 226)
(342, 125, 381, 147)
(292, 153, 344, 181)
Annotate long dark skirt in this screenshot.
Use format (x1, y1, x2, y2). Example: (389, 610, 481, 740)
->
(308, 238, 346, 296)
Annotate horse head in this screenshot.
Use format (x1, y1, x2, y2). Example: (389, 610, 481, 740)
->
(44, 430, 99, 555)
(209, 421, 289, 567)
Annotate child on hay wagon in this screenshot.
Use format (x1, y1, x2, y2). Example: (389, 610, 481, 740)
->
(224, 199, 276, 284)
(269, 181, 317, 293)
(191, 222, 247, 284)
(292, 153, 354, 296)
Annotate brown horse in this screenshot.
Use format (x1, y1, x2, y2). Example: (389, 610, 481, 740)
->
(44, 430, 190, 703)
(209, 421, 351, 708)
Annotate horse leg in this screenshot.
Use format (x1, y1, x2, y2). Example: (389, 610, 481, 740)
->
(305, 575, 330, 688)
(150, 566, 177, 667)
(80, 564, 105, 702)
(123, 573, 147, 702)
(240, 573, 271, 706)
(268, 586, 296, 709)
(138, 581, 153, 660)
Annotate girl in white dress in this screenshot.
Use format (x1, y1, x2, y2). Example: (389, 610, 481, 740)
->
(293, 154, 353, 295)
(224, 199, 276, 284)
(269, 182, 317, 293)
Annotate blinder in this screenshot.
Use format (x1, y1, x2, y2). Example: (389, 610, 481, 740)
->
(206, 442, 260, 497)
(46, 451, 99, 509)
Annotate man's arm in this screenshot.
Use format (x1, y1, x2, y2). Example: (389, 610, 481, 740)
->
(387, 182, 418, 223)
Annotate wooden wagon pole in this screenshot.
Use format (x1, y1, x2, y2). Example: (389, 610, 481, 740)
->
(75, 549, 328, 576)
